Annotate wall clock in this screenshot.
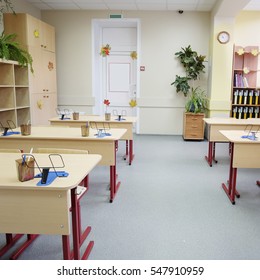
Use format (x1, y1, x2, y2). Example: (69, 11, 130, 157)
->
(217, 31, 230, 44)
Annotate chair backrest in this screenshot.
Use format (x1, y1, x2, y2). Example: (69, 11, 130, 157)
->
(0, 148, 21, 153)
(34, 148, 89, 154)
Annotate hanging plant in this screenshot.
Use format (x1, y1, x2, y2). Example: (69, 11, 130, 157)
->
(0, 0, 15, 19)
(100, 44, 111, 57)
(171, 45, 206, 97)
(171, 75, 191, 97)
(0, 32, 34, 73)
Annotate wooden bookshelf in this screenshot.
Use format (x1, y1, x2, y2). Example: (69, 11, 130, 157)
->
(0, 59, 30, 128)
(231, 46, 260, 119)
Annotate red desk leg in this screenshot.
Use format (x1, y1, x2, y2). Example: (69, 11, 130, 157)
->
(0, 234, 23, 257)
(62, 235, 71, 260)
(124, 140, 135, 165)
(205, 141, 218, 167)
(205, 141, 213, 167)
(10, 234, 39, 260)
(70, 187, 94, 260)
(0, 233, 39, 260)
(129, 140, 134, 165)
(222, 142, 240, 205)
(212, 142, 218, 164)
(124, 140, 129, 160)
(109, 142, 121, 202)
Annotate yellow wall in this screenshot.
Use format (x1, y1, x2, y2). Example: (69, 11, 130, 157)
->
(235, 12, 260, 88)
(3, 1, 260, 134)
(42, 10, 210, 134)
(207, 11, 260, 118)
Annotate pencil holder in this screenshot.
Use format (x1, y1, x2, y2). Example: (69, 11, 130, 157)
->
(73, 112, 79, 120)
(16, 158, 35, 182)
(20, 124, 31, 136)
(81, 126, 89, 137)
(105, 113, 111, 121)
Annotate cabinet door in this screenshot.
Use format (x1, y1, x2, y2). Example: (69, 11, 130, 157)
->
(28, 47, 57, 94)
(42, 51, 57, 93)
(40, 21, 55, 52)
(31, 93, 57, 125)
(26, 14, 41, 48)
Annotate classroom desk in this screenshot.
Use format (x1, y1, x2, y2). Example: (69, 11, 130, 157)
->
(0, 153, 101, 260)
(203, 118, 260, 166)
(49, 115, 137, 165)
(0, 126, 126, 202)
(219, 130, 260, 205)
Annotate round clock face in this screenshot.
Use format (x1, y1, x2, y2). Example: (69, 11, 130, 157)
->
(217, 31, 230, 44)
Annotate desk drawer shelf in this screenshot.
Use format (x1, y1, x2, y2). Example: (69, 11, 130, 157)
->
(183, 113, 205, 140)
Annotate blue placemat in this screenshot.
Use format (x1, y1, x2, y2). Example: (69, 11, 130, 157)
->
(35, 171, 69, 186)
(115, 118, 126, 121)
(241, 135, 258, 141)
(1, 131, 20, 136)
(95, 132, 112, 138)
(59, 117, 71, 120)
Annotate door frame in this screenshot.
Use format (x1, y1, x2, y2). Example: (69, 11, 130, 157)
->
(92, 18, 140, 133)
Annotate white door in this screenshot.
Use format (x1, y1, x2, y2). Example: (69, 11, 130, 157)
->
(104, 53, 137, 117)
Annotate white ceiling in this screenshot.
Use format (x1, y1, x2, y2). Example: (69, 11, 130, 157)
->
(21, 0, 260, 12)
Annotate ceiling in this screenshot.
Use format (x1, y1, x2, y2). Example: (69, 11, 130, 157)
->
(22, 0, 260, 12)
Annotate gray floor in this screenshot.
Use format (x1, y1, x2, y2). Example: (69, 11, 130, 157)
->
(1, 134, 260, 260)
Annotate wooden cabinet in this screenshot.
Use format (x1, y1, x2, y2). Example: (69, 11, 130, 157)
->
(231, 46, 260, 119)
(3, 13, 57, 125)
(31, 93, 57, 125)
(183, 113, 205, 140)
(4, 13, 55, 52)
(0, 59, 30, 128)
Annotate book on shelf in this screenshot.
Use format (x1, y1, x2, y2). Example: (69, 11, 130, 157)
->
(243, 76, 249, 88)
(249, 90, 254, 104)
(234, 73, 249, 88)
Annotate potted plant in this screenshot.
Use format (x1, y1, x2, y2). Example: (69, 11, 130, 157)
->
(185, 86, 207, 113)
(0, 32, 33, 73)
(103, 99, 111, 120)
(171, 45, 207, 140)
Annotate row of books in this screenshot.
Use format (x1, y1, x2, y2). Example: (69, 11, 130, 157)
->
(234, 73, 249, 88)
(232, 89, 260, 105)
(232, 106, 259, 119)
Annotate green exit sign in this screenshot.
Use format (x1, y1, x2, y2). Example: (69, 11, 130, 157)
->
(109, 14, 123, 19)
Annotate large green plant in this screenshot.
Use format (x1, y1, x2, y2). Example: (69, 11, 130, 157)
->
(0, 32, 33, 73)
(171, 45, 206, 97)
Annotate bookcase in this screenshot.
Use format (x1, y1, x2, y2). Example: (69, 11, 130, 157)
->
(4, 13, 57, 125)
(231, 46, 260, 119)
(0, 59, 30, 128)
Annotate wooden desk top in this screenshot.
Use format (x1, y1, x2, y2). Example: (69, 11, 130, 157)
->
(0, 153, 102, 191)
(203, 117, 260, 126)
(0, 153, 101, 235)
(1, 126, 126, 142)
(49, 115, 138, 124)
(219, 130, 260, 144)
